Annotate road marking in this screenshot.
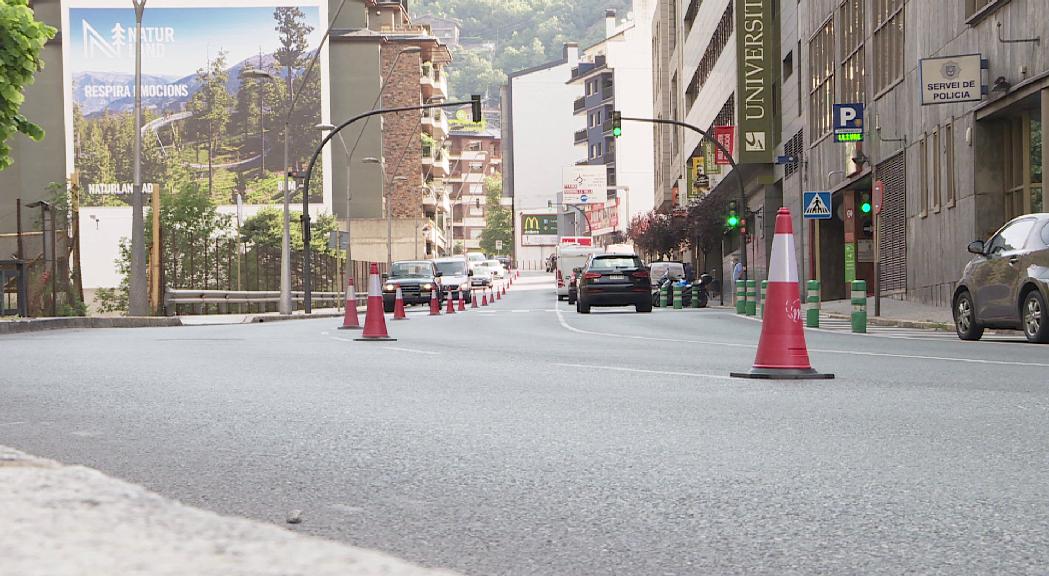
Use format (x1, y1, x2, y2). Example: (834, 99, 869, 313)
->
(554, 303, 1049, 369)
(0, 421, 27, 427)
(511, 309, 529, 313)
(554, 362, 735, 381)
(381, 346, 440, 356)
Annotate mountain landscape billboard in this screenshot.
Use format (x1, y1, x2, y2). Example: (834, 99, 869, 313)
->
(62, 0, 329, 207)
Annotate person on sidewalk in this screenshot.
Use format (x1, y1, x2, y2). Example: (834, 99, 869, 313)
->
(731, 258, 743, 304)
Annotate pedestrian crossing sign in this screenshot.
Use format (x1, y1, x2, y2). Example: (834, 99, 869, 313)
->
(803, 191, 832, 219)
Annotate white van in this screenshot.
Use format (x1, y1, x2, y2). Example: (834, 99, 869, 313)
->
(555, 244, 604, 300)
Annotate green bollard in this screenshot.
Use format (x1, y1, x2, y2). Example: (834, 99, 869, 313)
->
(759, 280, 767, 319)
(806, 280, 821, 328)
(745, 280, 757, 316)
(692, 284, 702, 308)
(851, 280, 867, 333)
(659, 284, 667, 308)
(735, 281, 746, 314)
(673, 284, 683, 309)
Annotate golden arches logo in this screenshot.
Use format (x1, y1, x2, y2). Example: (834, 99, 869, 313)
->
(523, 216, 541, 233)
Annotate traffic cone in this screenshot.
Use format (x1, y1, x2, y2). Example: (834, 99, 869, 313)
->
(501, 284, 507, 297)
(337, 277, 361, 330)
(731, 208, 833, 380)
(495, 286, 501, 301)
(392, 286, 407, 320)
(429, 287, 441, 316)
(458, 289, 466, 311)
(471, 289, 479, 308)
(481, 290, 489, 306)
(355, 263, 396, 341)
(445, 289, 456, 314)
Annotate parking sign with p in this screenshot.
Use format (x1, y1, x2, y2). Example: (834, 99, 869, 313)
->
(833, 103, 864, 143)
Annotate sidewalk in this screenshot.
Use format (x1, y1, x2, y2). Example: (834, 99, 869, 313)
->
(0, 445, 459, 576)
(820, 297, 954, 330)
(0, 307, 355, 332)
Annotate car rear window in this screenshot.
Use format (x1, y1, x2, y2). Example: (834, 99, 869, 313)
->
(590, 257, 642, 270)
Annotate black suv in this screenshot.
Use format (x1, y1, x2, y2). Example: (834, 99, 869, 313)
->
(570, 254, 652, 314)
(382, 260, 442, 312)
(953, 214, 1049, 343)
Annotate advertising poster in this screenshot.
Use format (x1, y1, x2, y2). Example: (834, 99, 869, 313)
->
(520, 213, 558, 246)
(63, 0, 329, 207)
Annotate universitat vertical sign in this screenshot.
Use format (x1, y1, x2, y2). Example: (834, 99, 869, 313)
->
(735, 0, 778, 164)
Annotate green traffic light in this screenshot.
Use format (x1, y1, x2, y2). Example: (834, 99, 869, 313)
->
(727, 215, 739, 227)
(612, 126, 622, 137)
(861, 202, 872, 213)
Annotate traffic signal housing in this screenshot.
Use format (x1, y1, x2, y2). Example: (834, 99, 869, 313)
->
(612, 111, 622, 138)
(726, 200, 739, 228)
(471, 95, 482, 122)
(860, 192, 872, 214)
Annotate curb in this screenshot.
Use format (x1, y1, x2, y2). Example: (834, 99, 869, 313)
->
(248, 311, 346, 323)
(0, 316, 182, 335)
(824, 312, 952, 331)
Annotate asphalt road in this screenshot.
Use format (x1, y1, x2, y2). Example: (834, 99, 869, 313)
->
(4, 272, 1049, 575)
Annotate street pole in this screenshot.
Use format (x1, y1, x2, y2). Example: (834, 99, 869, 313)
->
(129, 0, 148, 316)
(280, 76, 292, 315)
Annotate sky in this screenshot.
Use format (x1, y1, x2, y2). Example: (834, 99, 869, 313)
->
(68, 4, 323, 78)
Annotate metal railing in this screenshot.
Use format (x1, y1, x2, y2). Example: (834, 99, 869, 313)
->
(164, 288, 355, 316)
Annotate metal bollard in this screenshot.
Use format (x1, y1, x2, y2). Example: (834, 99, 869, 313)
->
(692, 284, 702, 308)
(806, 280, 821, 328)
(673, 284, 683, 310)
(851, 280, 867, 333)
(745, 280, 757, 317)
(759, 280, 767, 319)
(659, 284, 668, 308)
(735, 281, 746, 314)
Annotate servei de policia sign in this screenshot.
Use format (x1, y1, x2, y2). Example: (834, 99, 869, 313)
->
(920, 54, 984, 105)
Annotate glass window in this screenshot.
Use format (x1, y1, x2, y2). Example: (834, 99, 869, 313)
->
(919, 134, 928, 217)
(809, 18, 834, 139)
(839, 0, 865, 103)
(989, 218, 1036, 253)
(946, 121, 956, 207)
(389, 261, 433, 278)
(1041, 222, 1049, 247)
(932, 128, 941, 212)
(434, 260, 467, 275)
(873, 0, 904, 94)
(589, 256, 643, 271)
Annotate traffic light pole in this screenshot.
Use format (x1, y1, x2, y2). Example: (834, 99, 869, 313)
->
(620, 116, 749, 282)
(299, 97, 482, 312)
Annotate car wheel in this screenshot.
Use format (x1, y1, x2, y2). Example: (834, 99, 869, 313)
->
(576, 295, 590, 314)
(636, 303, 652, 313)
(953, 290, 983, 341)
(568, 292, 576, 305)
(1022, 290, 1049, 343)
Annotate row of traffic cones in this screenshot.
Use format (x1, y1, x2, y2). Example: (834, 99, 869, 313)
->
(342, 262, 515, 341)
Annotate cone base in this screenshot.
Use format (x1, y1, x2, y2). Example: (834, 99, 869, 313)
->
(354, 336, 398, 341)
(392, 317, 408, 321)
(337, 325, 363, 330)
(730, 367, 835, 380)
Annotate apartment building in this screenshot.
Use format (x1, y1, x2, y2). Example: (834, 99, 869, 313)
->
(447, 112, 502, 253)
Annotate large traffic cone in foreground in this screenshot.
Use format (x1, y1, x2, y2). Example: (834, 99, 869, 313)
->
(731, 208, 833, 380)
(445, 289, 456, 314)
(355, 263, 396, 341)
(458, 289, 466, 311)
(429, 287, 441, 316)
(338, 277, 361, 330)
(392, 286, 407, 320)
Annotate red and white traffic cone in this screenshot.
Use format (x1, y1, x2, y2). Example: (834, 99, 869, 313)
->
(481, 289, 489, 306)
(495, 286, 501, 301)
(471, 289, 479, 308)
(429, 286, 441, 316)
(392, 286, 407, 320)
(501, 284, 507, 297)
(337, 277, 361, 330)
(355, 262, 396, 341)
(731, 208, 833, 380)
(445, 289, 456, 314)
(457, 289, 466, 311)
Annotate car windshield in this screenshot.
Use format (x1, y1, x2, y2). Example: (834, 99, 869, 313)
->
(590, 257, 642, 271)
(389, 262, 432, 278)
(483, 260, 502, 268)
(435, 261, 467, 275)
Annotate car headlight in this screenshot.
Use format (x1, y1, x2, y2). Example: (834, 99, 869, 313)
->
(421, 283, 433, 290)
(383, 283, 395, 292)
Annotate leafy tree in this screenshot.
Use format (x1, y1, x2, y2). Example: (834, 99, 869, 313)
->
(479, 173, 511, 255)
(685, 194, 730, 259)
(273, 7, 313, 72)
(445, 49, 506, 101)
(628, 210, 686, 260)
(240, 206, 338, 255)
(187, 52, 234, 195)
(0, 0, 56, 171)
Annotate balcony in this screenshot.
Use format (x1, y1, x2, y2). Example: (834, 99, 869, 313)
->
(574, 128, 588, 144)
(423, 146, 451, 177)
(573, 96, 586, 114)
(601, 119, 613, 134)
(600, 82, 615, 102)
(569, 54, 608, 82)
(420, 62, 448, 99)
(421, 107, 448, 139)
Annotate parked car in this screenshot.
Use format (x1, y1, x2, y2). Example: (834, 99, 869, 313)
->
(571, 253, 652, 314)
(495, 256, 512, 271)
(433, 255, 475, 303)
(382, 260, 442, 312)
(483, 259, 507, 279)
(466, 252, 487, 266)
(953, 213, 1049, 343)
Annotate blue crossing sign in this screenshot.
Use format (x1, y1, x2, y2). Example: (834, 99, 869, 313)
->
(833, 103, 864, 143)
(803, 191, 832, 220)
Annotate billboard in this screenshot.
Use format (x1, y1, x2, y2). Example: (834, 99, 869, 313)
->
(561, 165, 607, 205)
(735, 0, 778, 164)
(62, 0, 329, 207)
(520, 212, 557, 246)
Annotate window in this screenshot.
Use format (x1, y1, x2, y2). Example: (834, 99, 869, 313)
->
(839, 0, 865, 103)
(945, 121, 956, 208)
(782, 50, 794, 81)
(965, 0, 1002, 19)
(809, 18, 835, 140)
(988, 218, 1035, 253)
(669, 0, 677, 52)
(684, 0, 700, 33)
(931, 128, 941, 212)
(919, 134, 928, 217)
(470, 229, 483, 240)
(873, 0, 904, 94)
(691, 3, 733, 99)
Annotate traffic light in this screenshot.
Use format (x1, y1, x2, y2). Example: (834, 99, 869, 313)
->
(612, 111, 622, 138)
(860, 192, 872, 214)
(726, 200, 739, 228)
(471, 95, 482, 122)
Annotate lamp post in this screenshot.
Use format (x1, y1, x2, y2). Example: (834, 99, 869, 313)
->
(129, 0, 148, 316)
(315, 123, 353, 282)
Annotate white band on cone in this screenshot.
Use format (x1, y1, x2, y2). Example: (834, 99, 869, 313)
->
(767, 232, 798, 283)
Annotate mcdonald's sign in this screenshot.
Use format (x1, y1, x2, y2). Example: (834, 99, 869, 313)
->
(520, 213, 557, 245)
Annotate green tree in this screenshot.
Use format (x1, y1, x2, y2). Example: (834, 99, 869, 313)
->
(479, 174, 511, 255)
(0, 0, 56, 171)
(187, 52, 233, 196)
(446, 49, 506, 101)
(240, 207, 338, 255)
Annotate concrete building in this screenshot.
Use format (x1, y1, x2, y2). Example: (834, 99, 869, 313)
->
(504, 44, 583, 270)
(413, 14, 462, 50)
(568, 3, 656, 245)
(446, 110, 501, 253)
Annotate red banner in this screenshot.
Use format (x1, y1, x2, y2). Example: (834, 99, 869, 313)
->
(583, 198, 621, 235)
(714, 125, 735, 165)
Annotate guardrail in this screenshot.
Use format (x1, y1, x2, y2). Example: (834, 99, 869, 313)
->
(164, 289, 357, 316)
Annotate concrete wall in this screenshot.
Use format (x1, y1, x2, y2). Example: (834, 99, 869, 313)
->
(328, 40, 384, 221)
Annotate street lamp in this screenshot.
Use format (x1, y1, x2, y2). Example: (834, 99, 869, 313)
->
(129, 0, 148, 316)
(316, 122, 353, 282)
(363, 157, 407, 269)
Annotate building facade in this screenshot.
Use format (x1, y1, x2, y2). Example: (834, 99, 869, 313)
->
(447, 115, 501, 253)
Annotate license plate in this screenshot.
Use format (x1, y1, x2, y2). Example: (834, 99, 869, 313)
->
(608, 274, 624, 280)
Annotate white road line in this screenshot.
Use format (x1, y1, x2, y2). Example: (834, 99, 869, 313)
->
(553, 302, 1049, 369)
(555, 362, 735, 381)
(381, 346, 441, 356)
(511, 309, 529, 313)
